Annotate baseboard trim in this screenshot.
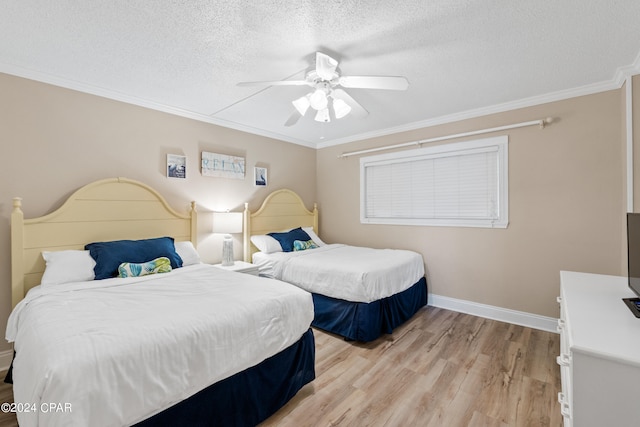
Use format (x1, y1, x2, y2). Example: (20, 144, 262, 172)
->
(0, 349, 13, 372)
(429, 294, 558, 333)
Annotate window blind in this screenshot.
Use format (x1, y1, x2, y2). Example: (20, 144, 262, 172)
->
(360, 136, 508, 228)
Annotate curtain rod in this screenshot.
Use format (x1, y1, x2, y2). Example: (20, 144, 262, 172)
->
(338, 117, 553, 158)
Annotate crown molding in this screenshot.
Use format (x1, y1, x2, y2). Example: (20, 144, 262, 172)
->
(0, 63, 317, 149)
(614, 49, 640, 86)
(318, 51, 640, 149)
(3, 50, 640, 151)
(317, 75, 631, 150)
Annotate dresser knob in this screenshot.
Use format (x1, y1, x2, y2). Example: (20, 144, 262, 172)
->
(556, 354, 571, 366)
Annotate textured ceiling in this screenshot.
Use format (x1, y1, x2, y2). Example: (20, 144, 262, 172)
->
(1, 1, 639, 148)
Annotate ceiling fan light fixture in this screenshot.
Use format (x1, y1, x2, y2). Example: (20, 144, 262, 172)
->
(314, 108, 330, 123)
(238, 52, 407, 126)
(292, 95, 310, 115)
(333, 98, 352, 119)
(309, 88, 328, 110)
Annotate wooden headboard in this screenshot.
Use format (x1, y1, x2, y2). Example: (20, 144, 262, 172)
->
(11, 177, 197, 308)
(243, 189, 318, 262)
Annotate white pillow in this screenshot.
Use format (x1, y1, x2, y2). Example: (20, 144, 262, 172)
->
(302, 227, 326, 246)
(174, 241, 202, 266)
(250, 235, 283, 254)
(251, 227, 325, 253)
(41, 250, 96, 286)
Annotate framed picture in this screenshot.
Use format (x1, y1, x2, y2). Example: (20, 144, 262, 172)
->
(201, 151, 245, 179)
(167, 154, 186, 179)
(254, 167, 267, 187)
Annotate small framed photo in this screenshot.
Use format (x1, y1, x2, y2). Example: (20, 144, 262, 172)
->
(167, 154, 186, 179)
(254, 167, 267, 187)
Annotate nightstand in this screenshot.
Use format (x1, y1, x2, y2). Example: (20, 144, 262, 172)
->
(212, 261, 260, 276)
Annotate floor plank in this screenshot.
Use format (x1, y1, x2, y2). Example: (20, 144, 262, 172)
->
(0, 370, 15, 427)
(0, 306, 561, 427)
(261, 307, 561, 427)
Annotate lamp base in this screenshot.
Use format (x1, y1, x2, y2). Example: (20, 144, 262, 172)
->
(221, 236, 234, 267)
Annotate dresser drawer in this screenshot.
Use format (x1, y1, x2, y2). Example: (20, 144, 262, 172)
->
(559, 271, 640, 427)
(556, 296, 572, 426)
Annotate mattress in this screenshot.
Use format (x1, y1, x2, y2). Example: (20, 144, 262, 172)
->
(6, 264, 314, 427)
(252, 244, 425, 303)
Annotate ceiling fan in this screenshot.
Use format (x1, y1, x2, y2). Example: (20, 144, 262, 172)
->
(237, 52, 409, 126)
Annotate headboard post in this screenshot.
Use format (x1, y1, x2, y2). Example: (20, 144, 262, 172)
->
(11, 197, 25, 309)
(11, 178, 198, 307)
(243, 203, 251, 263)
(243, 189, 319, 263)
(313, 203, 319, 235)
(189, 201, 198, 247)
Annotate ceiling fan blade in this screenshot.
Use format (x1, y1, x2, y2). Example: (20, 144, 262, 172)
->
(284, 110, 302, 127)
(237, 80, 309, 87)
(338, 75, 409, 90)
(316, 52, 338, 80)
(332, 88, 368, 118)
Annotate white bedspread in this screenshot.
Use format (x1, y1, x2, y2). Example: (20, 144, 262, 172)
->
(6, 264, 313, 427)
(253, 244, 424, 303)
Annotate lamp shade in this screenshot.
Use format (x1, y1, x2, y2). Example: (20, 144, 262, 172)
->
(309, 89, 328, 110)
(333, 98, 352, 119)
(292, 95, 311, 115)
(212, 212, 243, 234)
(314, 108, 330, 123)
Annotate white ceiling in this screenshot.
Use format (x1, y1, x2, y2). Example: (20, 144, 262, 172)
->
(1, 1, 640, 148)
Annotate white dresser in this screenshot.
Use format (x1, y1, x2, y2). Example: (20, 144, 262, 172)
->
(558, 271, 640, 427)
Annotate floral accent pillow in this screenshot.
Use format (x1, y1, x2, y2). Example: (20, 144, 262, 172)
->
(293, 239, 319, 251)
(118, 257, 172, 278)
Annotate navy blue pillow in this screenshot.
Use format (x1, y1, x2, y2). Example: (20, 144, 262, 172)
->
(86, 236, 183, 280)
(268, 227, 311, 252)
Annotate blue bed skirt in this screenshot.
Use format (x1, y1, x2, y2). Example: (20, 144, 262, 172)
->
(134, 328, 315, 427)
(311, 277, 427, 342)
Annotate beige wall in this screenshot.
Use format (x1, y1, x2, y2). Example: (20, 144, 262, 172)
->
(0, 73, 316, 354)
(0, 70, 633, 356)
(317, 89, 625, 318)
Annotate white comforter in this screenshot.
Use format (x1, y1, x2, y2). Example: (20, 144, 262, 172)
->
(6, 264, 313, 427)
(252, 244, 425, 303)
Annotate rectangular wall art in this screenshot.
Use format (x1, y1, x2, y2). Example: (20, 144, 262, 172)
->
(254, 166, 267, 186)
(201, 151, 245, 179)
(167, 154, 186, 179)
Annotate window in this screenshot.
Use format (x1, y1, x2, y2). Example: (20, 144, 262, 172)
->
(360, 136, 508, 228)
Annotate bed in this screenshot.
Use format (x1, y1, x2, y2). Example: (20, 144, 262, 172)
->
(242, 189, 427, 342)
(7, 177, 315, 427)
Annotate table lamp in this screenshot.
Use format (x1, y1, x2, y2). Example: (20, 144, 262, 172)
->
(212, 211, 243, 266)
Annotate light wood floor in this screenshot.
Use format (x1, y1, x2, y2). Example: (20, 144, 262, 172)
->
(0, 307, 561, 427)
(261, 307, 561, 427)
